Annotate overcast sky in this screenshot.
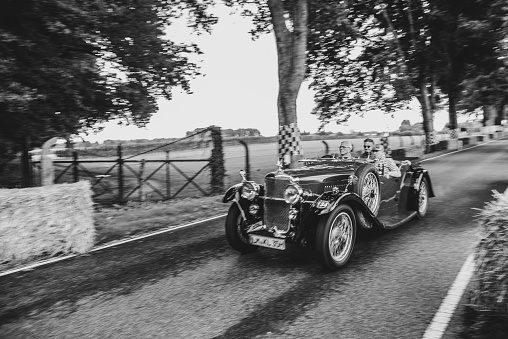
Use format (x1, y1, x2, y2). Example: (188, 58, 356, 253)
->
(81, 5, 449, 143)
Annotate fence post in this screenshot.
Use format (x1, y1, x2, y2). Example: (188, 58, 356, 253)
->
(117, 144, 124, 203)
(322, 140, 329, 155)
(239, 140, 250, 180)
(209, 126, 225, 194)
(138, 159, 145, 202)
(41, 137, 58, 186)
(21, 135, 32, 187)
(166, 150, 170, 200)
(73, 151, 79, 182)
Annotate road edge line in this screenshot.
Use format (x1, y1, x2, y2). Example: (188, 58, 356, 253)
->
(420, 139, 497, 162)
(0, 214, 227, 278)
(421, 253, 475, 339)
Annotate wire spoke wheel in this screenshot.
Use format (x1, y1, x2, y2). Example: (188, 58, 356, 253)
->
(316, 204, 356, 270)
(417, 178, 429, 219)
(361, 172, 380, 213)
(225, 204, 258, 253)
(328, 212, 354, 262)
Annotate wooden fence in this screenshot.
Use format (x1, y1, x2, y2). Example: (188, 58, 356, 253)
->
(31, 127, 225, 204)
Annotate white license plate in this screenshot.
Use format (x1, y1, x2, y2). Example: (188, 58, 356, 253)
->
(249, 235, 286, 250)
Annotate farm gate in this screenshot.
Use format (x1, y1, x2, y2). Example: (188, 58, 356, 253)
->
(31, 127, 225, 204)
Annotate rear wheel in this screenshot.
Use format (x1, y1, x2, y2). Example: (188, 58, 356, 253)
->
(354, 164, 380, 229)
(315, 204, 356, 270)
(225, 203, 258, 253)
(416, 177, 429, 219)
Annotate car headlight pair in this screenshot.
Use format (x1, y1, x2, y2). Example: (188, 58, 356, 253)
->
(284, 184, 303, 204)
(240, 182, 259, 200)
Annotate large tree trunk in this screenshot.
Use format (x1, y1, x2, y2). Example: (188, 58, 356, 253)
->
(448, 92, 458, 139)
(418, 81, 435, 153)
(268, 0, 308, 168)
(495, 94, 507, 125)
(483, 105, 496, 126)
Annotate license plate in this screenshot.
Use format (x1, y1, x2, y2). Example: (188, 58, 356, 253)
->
(249, 235, 286, 250)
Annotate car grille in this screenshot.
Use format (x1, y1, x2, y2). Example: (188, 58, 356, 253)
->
(264, 176, 291, 233)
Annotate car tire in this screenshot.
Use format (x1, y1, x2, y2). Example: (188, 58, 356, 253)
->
(353, 163, 381, 229)
(316, 204, 356, 270)
(416, 177, 429, 219)
(225, 203, 258, 253)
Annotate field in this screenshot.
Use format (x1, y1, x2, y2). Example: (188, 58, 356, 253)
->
(41, 135, 427, 204)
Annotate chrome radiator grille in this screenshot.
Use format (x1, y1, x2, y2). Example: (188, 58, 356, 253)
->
(264, 176, 290, 198)
(264, 177, 291, 233)
(265, 200, 291, 232)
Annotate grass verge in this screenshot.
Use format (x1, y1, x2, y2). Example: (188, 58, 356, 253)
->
(93, 195, 228, 246)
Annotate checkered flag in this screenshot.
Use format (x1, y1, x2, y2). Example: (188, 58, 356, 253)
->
(277, 122, 303, 159)
(450, 128, 458, 139)
(425, 131, 436, 146)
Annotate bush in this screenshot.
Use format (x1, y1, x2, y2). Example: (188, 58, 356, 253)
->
(464, 189, 508, 338)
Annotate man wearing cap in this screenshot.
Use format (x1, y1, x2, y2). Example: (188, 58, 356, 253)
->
(372, 144, 401, 178)
(338, 140, 353, 159)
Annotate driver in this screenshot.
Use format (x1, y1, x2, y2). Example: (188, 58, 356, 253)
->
(338, 140, 353, 159)
(372, 144, 401, 178)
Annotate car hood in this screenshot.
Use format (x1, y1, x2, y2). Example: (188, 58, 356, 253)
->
(265, 166, 355, 184)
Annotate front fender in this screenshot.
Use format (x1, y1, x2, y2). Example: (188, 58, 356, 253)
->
(222, 184, 242, 203)
(407, 170, 435, 211)
(311, 192, 370, 216)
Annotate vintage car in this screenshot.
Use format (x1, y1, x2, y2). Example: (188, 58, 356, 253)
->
(222, 156, 434, 271)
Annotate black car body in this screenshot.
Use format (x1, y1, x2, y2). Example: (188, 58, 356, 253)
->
(223, 157, 435, 270)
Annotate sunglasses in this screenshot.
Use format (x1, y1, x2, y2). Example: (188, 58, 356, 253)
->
(364, 145, 372, 149)
(339, 146, 350, 149)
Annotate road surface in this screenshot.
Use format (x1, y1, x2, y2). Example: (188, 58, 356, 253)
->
(1, 140, 507, 338)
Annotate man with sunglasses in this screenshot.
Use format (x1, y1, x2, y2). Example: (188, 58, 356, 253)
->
(360, 138, 375, 159)
(372, 144, 401, 178)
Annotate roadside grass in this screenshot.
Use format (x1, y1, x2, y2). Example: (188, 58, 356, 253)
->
(460, 188, 508, 339)
(93, 195, 228, 246)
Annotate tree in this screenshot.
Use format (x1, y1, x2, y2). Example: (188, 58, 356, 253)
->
(307, 0, 506, 151)
(0, 0, 216, 165)
(431, 0, 507, 132)
(307, 0, 441, 151)
(224, 0, 308, 167)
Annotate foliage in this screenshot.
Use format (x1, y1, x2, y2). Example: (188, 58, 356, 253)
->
(306, 0, 506, 136)
(464, 189, 508, 338)
(0, 0, 217, 153)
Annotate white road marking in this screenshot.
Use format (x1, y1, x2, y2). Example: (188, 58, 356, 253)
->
(0, 214, 227, 277)
(420, 139, 497, 162)
(421, 254, 475, 339)
(420, 138, 499, 338)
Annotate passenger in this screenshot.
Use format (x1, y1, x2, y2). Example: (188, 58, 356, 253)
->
(338, 140, 353, 160)
(360, 138, 375, 159)
(372, 144, 401, 178)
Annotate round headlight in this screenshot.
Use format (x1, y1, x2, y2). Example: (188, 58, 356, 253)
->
(284, 184, 302, 204)
(241, 182, 258, 200)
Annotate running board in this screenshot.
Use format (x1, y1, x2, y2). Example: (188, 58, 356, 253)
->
(377, 211, 418, 230)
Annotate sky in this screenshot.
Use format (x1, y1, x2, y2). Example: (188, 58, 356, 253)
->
(80, 5, 450, 143)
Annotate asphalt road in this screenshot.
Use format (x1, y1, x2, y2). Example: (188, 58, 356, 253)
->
(1, 140, 507, 339)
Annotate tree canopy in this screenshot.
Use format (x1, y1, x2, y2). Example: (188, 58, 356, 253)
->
(306, 0, 507, 145)
(0, 0, 217, 153)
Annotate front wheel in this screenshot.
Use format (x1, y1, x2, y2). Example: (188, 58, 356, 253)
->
(416, 177, 429, 219)
(225, 203, 258, 253)
(315, 204, 356, 270)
